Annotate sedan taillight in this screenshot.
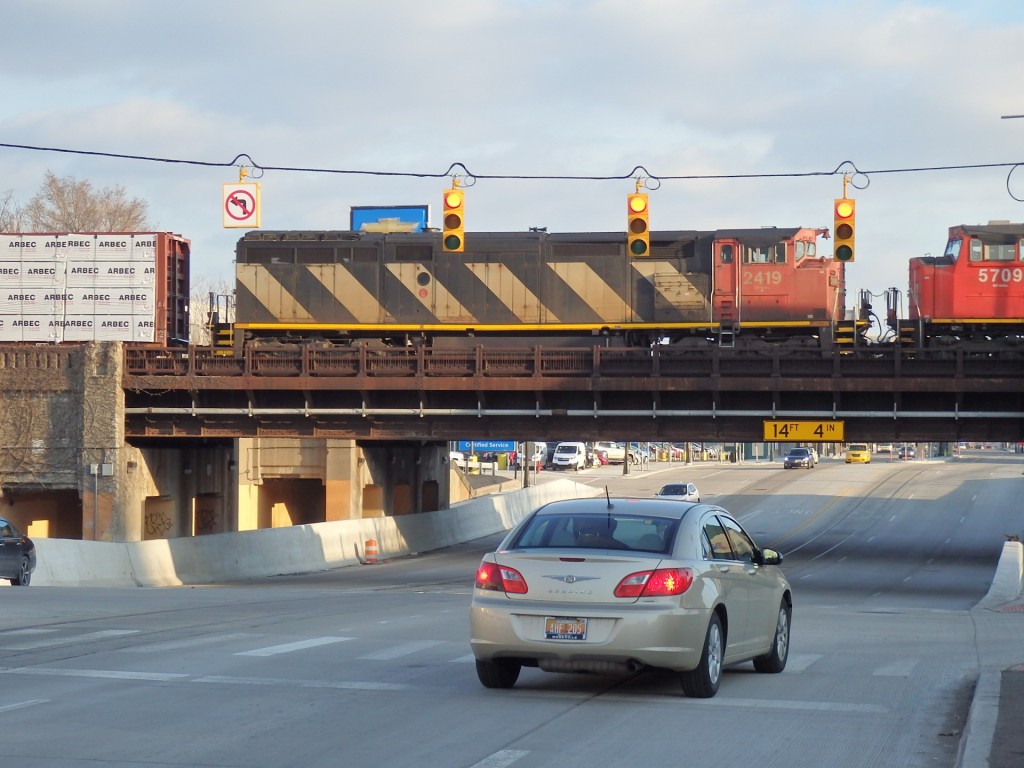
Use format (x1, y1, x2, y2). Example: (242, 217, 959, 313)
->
(475, 561, 528, 594)
(614, 568, 694, 597)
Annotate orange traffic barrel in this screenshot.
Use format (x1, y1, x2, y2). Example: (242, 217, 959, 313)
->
(364, 539, 378, 564)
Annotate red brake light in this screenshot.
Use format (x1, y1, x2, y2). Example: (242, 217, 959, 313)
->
(614, 568, 693, 597)
(475, 561, 528, 594)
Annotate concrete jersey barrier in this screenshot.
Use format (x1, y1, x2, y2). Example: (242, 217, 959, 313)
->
(29, 479, 598, 588)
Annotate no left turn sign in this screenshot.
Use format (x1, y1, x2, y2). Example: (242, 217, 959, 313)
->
(222, 183, 261, 228)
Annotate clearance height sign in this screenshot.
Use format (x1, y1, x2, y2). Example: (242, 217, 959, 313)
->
(763, 420, 845, 442)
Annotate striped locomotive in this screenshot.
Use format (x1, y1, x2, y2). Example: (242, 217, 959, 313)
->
(231, 227, 852, 349)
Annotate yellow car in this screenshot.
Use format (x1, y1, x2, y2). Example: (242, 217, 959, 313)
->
(845, 444, 872, 464)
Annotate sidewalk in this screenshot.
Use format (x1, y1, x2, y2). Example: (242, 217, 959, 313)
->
(958, 541, 1024, 768)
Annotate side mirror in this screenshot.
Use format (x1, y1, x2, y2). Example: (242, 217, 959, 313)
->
(761, 548, 783, 566)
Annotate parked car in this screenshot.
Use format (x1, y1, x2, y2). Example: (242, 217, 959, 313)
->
(845, 444, 872, 464)
(593, 441, 626, 464)
(470, 497, 792, 697)
(627, 443, 650, 464)
(783, 447, 815, 469)
(655, 482, 700, 502)
(874, 443, 894, 454)
(897, 445, 917, 460)
(551, 441, 589, 471)
(0, 517, 36, 586)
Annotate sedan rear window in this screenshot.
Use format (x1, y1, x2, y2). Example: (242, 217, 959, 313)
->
(659, 484, 689, 495)
(510, 513, 680, 554)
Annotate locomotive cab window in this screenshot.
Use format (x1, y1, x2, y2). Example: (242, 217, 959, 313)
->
(744, 245, 785, 264)
(945, 238, 962, 262)
(794, 240, 815, 261)
(720, 244, 734, 263)
(969, 240, 1018, 262)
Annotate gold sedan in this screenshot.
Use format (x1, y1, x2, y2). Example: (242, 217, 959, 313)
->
(469, 497, 792, 698)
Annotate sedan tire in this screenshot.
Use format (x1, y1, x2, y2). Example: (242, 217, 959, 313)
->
(476, 658, 521, 689)
(680, 614, 723, 698)
(12, 556, 32, 586)
(753, 601, 791, 673)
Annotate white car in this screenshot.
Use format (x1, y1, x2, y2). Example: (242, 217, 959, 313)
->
(655, 482, 700, 502)
(551, 441, 588, 471)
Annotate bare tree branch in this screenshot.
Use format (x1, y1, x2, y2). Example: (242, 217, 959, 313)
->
(23, 171, 151, 231)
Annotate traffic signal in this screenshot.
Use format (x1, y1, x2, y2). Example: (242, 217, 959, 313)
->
(627, 192, 650, 256)
(442, 186, 465, 253)
(833, 197, 856, 262)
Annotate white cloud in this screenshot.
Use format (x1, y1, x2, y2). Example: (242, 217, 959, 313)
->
(0, 0, 1021, 302)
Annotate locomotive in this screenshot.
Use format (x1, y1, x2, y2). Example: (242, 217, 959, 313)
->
(883, 222, 1024, 349)
(228, 227, 856, 350)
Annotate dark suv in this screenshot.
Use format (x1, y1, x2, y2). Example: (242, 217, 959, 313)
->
(783, 447, 814, 469)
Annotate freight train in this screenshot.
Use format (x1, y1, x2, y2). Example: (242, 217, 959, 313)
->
(228, 227, 856, 350)
(218, 222, 1024, 354)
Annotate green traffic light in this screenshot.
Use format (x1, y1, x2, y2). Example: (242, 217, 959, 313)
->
(630, 239, 648, 256)
(444, 234, 463, 251)
(835, 245, 853, 261)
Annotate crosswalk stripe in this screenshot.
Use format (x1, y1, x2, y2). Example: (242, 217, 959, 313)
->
(127, 633, 261, 653)
(359, 640, 444, 660)
(0, 629, 137, 650)
(873, 659, 918, 677)
(235, 637, 353, 657)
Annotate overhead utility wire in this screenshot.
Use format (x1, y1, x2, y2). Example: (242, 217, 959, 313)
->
(0, 141, 1021, 186)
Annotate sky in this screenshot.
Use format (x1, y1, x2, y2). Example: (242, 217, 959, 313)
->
(1, 0, 1023, 308)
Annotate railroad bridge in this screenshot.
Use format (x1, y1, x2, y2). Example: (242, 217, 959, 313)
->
(122, 344, 1024, 442)
(1, 342, 1021, 544)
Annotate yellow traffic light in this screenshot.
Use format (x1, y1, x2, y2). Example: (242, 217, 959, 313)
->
(442, 187, 465, 253)
(834, 197, 856, 262)
(627, 192, 650, 256)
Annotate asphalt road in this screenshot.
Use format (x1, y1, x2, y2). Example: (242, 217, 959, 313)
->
(0, 451, 1021, 768)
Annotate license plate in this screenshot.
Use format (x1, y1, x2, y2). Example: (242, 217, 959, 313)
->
(545, 616, 587, 640)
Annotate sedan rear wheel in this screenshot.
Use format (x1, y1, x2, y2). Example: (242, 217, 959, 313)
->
(753, 600, 791, 673)
(680, 614, 723, 698)
(12, 557, 31, 586)
(475, 658, 521, 689)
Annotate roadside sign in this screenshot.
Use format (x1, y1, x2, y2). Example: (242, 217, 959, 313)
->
(763, 420, 844, 442)
(457, 440, 515, 453)
(223, 183, 261, 228)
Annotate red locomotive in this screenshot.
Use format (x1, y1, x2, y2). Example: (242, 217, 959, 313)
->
(885, 222, 1024, 348)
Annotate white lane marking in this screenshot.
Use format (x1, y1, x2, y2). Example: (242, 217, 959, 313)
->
(0, 699, 49, 713)
(873, 660, 918, 677)
(450, 654, 477, 663)
(1, 667, 186, 681)
(1, 629, 58, 636)
(235, 637, 352, 657)
(0, 629, 138, 650)
(611, 694, 887, 714)
(127, 633, 261, 652)
(468, 750, 530, 768)
(193, 675, 410, 691)
(359, 640, 444, 660)
(783, 653, 822, 672)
